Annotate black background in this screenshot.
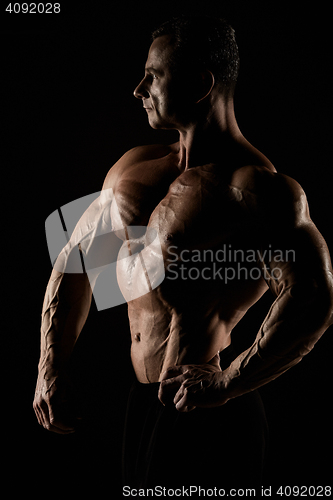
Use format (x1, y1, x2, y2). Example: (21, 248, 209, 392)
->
(2, 0, 332, 495)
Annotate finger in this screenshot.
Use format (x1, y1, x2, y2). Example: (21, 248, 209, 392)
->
(177, 403, 196, 412)
(35, 401, 66, 434)
(38, 399, 53, 429)
(33, 402, 44, 427)
(48, 405, 77, 433)
(174, 381, 202, 412)
(160, 365, 188, 381)
(38, 401, 76, 434)
(158, 378, 181, 405)
(48, 424, 76, 435)
(45, 416, 76, 434)
(175, 389, 196, 412)
(158, 373, 189, 405)
(49, 419, 76, 434)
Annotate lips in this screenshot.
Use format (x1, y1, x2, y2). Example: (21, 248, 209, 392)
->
(143, 101, 153, 110)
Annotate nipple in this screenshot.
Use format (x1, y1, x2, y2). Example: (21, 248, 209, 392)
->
(134, 333, 141, 342)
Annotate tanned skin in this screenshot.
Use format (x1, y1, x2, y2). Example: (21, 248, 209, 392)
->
(33, 35, 333, 432)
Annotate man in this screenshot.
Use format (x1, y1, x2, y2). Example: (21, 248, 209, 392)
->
(33, 16, 333, 488)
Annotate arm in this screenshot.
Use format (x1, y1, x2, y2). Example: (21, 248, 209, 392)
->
(33, 186, 122, 433)
(159, 173, 333, 411)
(225, 175, 333, 396)
(33, 270, 92, 433)
(225, 225, 333, 398)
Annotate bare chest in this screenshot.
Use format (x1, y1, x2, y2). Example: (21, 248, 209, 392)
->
(111, 163, 251, 246)
(149, 166, 253, 258)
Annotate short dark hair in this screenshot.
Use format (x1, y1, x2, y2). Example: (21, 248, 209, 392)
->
(151, 15, 240, 98)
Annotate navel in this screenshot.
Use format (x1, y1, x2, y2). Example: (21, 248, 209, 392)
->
(134, 333, 141, 342)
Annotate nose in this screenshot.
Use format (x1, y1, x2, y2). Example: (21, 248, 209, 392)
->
(133, 77, 149, 99)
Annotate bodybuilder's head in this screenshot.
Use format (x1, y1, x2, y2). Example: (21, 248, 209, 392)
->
(134, 15, 240, 130)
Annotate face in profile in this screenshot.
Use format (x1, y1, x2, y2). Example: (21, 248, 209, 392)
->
(133, 35, 196, 130)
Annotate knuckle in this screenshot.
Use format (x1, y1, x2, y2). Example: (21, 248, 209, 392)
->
(44, 421, 51, 431)
(160, 378, 172, 387)
(182, 391, 192, 404)
(33, 399, 42, 412)
(164, 366, 176, 376)
(49, 413, 59, 425)
(184, 383, 196, 395)
(182, 370, 193, 381)
(182, 386, 190, 396)
(182, 379, 192, 388)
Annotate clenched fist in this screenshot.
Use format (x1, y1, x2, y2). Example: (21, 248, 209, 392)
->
(158, 354, 234, 412)
(33, 370, 81, 434)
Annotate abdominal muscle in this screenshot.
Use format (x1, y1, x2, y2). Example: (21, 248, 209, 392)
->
(116, 243, 235, 383)
(127, 289, 244, 384)
(117, 239, 268, 384)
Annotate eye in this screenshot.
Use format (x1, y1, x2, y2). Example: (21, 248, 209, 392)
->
(147, 71, 157, 80)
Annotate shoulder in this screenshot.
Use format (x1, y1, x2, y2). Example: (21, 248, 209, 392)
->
(102, 144, 174, 190)
(232, 165, 305, 199)
(120, 143, 174, 163)
(231, 165, 310, 228)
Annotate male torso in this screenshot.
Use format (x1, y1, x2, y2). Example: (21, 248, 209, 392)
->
(103, 139, 276, 383)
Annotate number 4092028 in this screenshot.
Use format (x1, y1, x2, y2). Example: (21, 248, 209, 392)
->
(5, 3, 60, 13)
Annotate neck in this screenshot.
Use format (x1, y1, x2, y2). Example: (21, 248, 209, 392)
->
(177, 98, 243, 170)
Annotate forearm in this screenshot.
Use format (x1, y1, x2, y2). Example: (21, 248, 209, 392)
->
(225, 284, 333, 398)
(38, 189, 119, 377)
(38, 268, 92, 378)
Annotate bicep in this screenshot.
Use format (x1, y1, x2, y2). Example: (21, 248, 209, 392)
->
(53, 188, 123, 283)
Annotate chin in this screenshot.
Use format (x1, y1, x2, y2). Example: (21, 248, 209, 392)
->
(148, 116, 176, 131)
(148, 120, 162, 130)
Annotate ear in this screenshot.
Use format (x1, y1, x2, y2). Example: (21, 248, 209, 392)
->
(195, 70, 215, 104)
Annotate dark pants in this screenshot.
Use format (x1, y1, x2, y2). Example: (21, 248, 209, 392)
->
(122, 347, 269, 488)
